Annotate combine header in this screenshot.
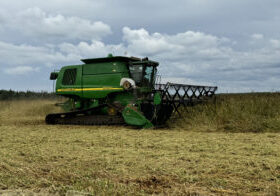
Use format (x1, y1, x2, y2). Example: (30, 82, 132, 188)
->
(46, 55, 217, 128)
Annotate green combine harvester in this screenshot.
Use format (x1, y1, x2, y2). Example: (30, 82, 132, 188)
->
(46, 54, 217, 128)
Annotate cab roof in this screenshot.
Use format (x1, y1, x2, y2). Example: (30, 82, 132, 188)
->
(81, 55, 159, 67)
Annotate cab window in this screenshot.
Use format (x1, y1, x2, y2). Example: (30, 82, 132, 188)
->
(62, 68, 77, 85)
(143, 66, 153, 86)
(129, 65, 143, 85)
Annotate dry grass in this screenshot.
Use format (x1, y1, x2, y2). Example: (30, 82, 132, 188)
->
(0, 97, 280, 195)
(0, 100, 62, 126)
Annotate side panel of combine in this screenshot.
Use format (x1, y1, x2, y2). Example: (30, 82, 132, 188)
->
(56, 65, 83, 97)
(81, 61, 128, 99)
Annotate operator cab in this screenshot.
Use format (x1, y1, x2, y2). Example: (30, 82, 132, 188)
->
(128, 58, 158, 88)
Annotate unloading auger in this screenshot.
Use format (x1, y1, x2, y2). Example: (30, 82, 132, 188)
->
(46, 54, 217, 128)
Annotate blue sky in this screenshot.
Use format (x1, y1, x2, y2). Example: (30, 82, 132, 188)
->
(0, 0, 280, 92)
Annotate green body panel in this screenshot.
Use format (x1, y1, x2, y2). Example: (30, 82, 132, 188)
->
(122, 105, 154, 129)
(83, 61, 127, 75)
(55, 60, 133, 99)
(153, 92, 162, 105)
(82, 61, 128, 98)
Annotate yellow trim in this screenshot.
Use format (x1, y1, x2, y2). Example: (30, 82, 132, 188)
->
(57, 87, 123, 92)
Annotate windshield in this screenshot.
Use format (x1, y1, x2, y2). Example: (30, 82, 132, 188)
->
(129, 64, 155, 87)
(129, 65, 143, 85)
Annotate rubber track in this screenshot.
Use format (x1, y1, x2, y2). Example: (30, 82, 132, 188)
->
(45, 104, 125, 126)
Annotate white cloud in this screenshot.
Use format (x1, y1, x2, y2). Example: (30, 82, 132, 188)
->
(0, 41, 80, 67)
(122, 27, 177, 55)
(251, 33, 264, 40)
(4, 66, 39, 75)
(59, 41, 125, 58)
(270, 39, 280, 48)
(122, 27, 228, 57)
(4, 7, 111, 43)
(122, 27, 231, 61)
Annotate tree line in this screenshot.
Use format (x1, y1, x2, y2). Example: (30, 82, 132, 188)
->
(0, 90, 58, 100)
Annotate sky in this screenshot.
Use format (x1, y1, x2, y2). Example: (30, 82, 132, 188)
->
(0, 0, 280, 93)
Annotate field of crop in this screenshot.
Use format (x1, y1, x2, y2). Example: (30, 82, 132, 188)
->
(0, 94, 280, 195)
